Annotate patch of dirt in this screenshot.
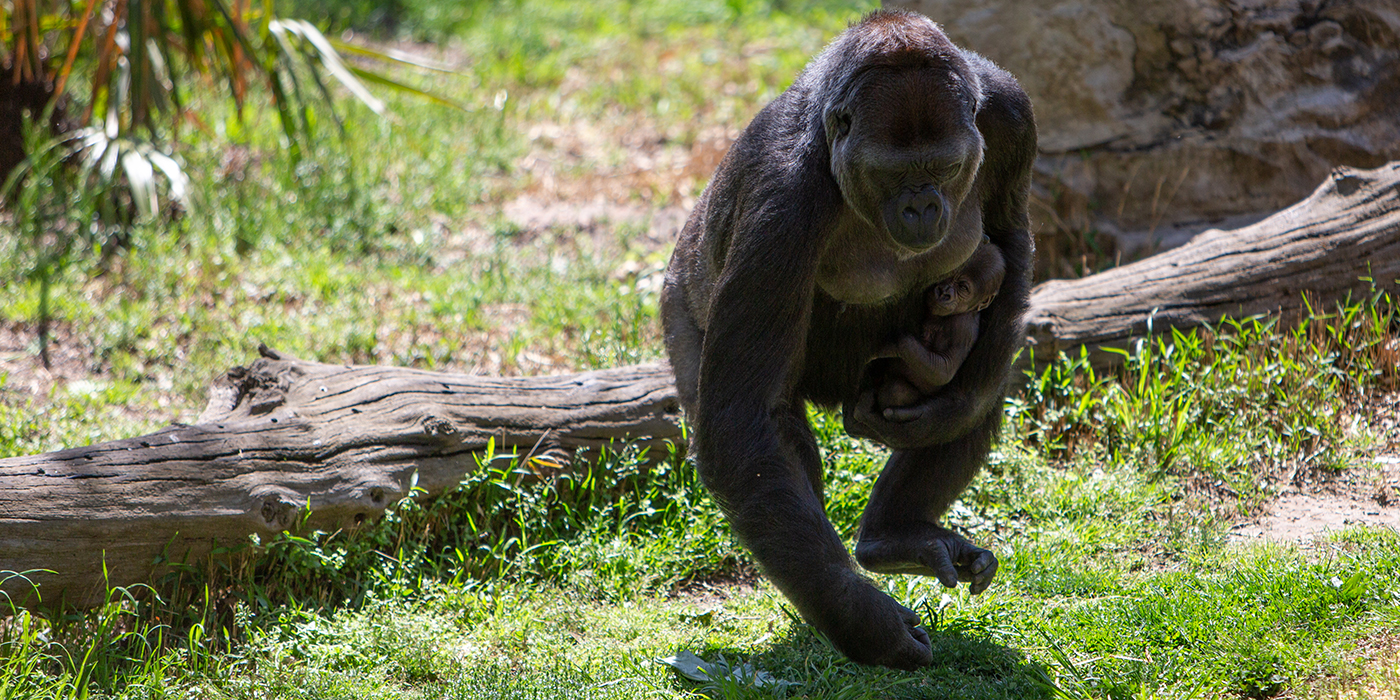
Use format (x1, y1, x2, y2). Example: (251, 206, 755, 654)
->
(514, 115, 733, 209)
(1355, 635, 1400, 700)
(0, 319, 194, 435)
(500, 194, 687, 250)
(1310, 634, 1400, 700)
(1229, 457, 1400, 544)
(671, 567, 763, 610)
(0, 321, 96, 403)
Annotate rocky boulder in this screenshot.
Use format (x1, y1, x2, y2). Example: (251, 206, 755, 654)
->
(892, 0, 1400, 258)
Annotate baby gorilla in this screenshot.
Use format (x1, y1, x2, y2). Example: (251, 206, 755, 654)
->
(876, 240, 1006, 418)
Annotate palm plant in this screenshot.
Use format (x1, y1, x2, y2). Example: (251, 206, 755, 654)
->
(1, 0, 447, 365)
(0, 0, 423, 178)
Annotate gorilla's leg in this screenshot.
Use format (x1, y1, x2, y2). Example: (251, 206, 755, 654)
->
(854, 411, 999, 593)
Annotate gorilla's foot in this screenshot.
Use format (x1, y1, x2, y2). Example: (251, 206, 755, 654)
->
(855, 524, 998, 594)
(815, 573, 933, 670)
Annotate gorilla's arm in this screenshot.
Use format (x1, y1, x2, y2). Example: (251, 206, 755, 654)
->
(686, 108, 936, 671)
(848, 63, 1036, 448)
(917, 65, 1036, 434)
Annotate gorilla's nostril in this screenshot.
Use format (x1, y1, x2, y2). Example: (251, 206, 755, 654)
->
(903, 207, 920, 222)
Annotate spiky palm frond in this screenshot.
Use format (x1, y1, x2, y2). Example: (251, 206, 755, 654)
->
(2, 0, 453, 158)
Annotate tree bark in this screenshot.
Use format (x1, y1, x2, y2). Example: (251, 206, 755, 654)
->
(0, 346, 682, 608)
(1025, 162, 1400, 366)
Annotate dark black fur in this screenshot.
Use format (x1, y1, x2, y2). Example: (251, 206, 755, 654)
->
(661, 9, 1035, 670)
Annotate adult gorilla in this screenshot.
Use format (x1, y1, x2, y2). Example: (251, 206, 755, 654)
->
(661, 10, 1035, 670)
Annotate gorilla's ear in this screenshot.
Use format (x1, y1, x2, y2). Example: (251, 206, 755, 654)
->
(823, 103, 853, 144)
(952, 58, 985, 114)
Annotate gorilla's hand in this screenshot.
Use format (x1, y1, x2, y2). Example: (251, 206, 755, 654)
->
(844, 327, 1006, 449)
(845, 385, 934, 449)
(846, 383, 998, 449)
(816, 571, 934, 670)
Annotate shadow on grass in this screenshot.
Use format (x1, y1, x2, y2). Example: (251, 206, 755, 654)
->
(675, 621, 1057, 699)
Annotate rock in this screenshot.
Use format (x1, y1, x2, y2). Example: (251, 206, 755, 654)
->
(892, 0, 1400, 242)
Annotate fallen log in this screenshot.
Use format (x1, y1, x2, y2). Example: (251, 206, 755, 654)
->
(5, 163, 1396, 609)
(1025, 162, 1400, 366)
(0, 346, 683, 608)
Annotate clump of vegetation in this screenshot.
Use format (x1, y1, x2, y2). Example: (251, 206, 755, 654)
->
(2, 0, 1399, 698)
(1015, 291, 1397, 492)
(230, 439, 739, 610)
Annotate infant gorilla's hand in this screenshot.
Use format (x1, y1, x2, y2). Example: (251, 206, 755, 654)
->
(877, 381, 922, 414)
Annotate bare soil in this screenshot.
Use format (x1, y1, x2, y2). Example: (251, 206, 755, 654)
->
(1312, 634, 1400, 700)
(0, 318, 196, 428)
(0, 320, 92, 402)
(1229, 481, 1400, 544)
(1229, 396, 1400, 545)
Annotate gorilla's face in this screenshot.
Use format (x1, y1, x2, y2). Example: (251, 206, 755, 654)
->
(827, 62, 984, 255)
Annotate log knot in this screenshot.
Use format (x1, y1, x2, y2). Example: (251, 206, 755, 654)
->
(198, 357, 304, 423)
(420, 414, 457, 437)
(356, 481, 404, 509)
(1024, 315, 1061, 356)
(1333, 170, 1364, 197)
(247, 481, 312, 532)
(244, 363, 293, 416)
(252, 490, 304, 532)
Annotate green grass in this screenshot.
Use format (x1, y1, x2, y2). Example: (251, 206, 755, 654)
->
(3, 0, 1400, 698)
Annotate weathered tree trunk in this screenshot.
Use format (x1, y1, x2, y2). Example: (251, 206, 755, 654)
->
(0, 347, 682, 608)
(1025, 162, 1400, 366)
(4, 163, 1396, 609)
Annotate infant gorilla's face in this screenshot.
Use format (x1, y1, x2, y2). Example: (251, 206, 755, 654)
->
(925, 274, 983, 316)
(924, 242, 1006, 317)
